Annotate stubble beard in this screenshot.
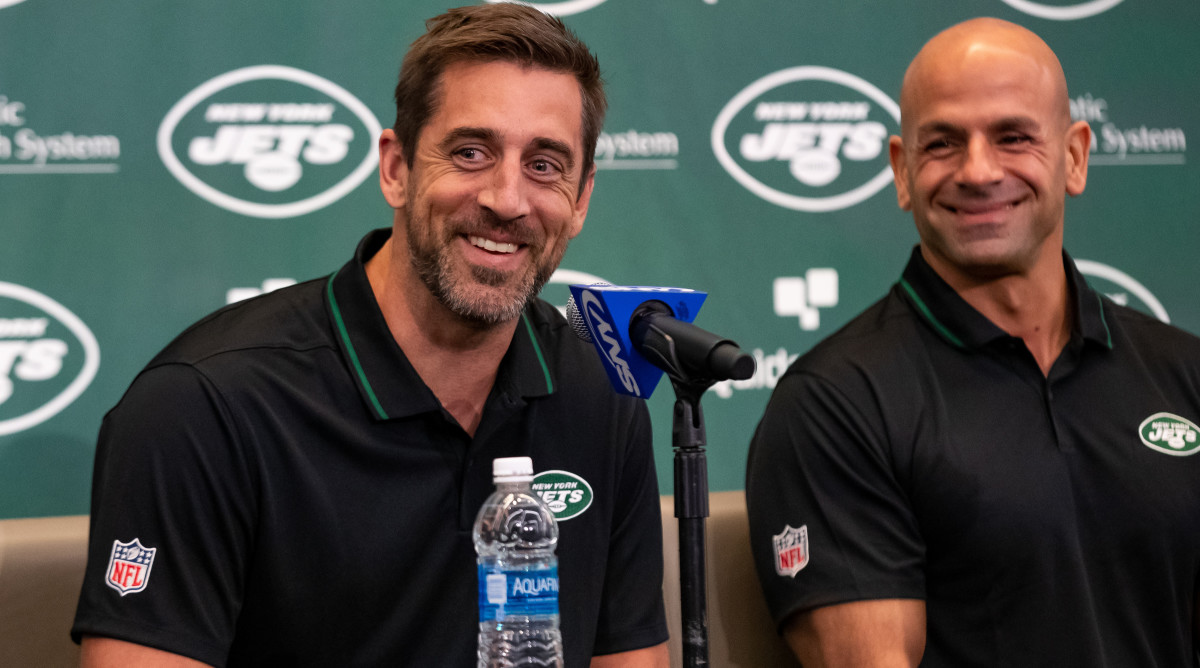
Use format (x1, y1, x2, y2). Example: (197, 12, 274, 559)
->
(405, 210, 567, 327)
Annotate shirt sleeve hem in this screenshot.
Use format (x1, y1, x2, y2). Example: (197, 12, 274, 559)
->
(71, 616, 228, 667)
(591, 620, 670, 657)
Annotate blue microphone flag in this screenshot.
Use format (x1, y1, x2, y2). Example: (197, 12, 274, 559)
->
(567, 285, 707, 399)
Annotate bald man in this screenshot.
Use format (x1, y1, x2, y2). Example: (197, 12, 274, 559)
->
(746, 18, 1200, 667)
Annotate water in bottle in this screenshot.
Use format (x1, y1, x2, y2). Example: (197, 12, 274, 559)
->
(474, 456, 562, 668)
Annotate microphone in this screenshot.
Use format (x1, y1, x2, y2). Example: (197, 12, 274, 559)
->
(566, 284, 755, 399)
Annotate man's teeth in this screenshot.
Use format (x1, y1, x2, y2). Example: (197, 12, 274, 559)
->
(469, 236, 518, 254)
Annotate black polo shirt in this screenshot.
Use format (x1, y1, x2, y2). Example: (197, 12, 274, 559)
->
(747, 247, 1200, 667)
(73, 228, 668, 667)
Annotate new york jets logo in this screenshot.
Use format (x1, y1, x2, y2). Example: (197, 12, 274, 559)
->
(712, 67, 899, 212)
(157, 65, 381, 219)
(1138, 413, 1200, 456)
(531, 470, 593, 521)
(0, 282, 100, 436)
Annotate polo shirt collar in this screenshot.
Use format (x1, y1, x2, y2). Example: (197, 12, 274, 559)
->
(895, 245, 1113, 352)
(324, 228, 556, 422)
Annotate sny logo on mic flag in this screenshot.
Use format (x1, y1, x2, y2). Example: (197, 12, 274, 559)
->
(568, 285, 706, 399)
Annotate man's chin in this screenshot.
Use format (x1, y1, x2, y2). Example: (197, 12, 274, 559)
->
(439, 281, 534, 327)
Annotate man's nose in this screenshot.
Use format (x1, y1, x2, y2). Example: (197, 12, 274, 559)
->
(956, 136, 1004, 186)
(477, 158, 530, 221)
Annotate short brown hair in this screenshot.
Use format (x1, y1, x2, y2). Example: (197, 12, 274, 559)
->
(393, 4, 606, 185)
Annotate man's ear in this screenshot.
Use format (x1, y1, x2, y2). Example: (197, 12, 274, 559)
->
(378, 129, 409, 209)
(888, 135, 912, 211)
(568, 166, 595, 239)
(1064, 120, 1090, 197)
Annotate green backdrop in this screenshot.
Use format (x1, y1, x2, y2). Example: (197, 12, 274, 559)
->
(2, 0, 1196, 519)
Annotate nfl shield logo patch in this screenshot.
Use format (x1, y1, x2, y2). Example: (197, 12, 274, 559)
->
(105, 538, 157, 596)
(773, 524, 809, 577)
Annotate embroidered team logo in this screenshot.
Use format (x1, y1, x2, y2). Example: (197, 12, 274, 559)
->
(105, 538, 157, 596)
(1138, 413, 1200, 456)
(531, 470, 594, 521)
(773, 524, 809, 577)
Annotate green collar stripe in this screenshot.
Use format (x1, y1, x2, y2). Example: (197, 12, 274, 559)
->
(898, 278, 966, 349)
(326, 273, 388, 420)
(1094, 290, 1113, 349)
(522, 312, 553, 394)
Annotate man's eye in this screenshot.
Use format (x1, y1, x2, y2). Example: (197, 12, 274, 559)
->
(999, 134, 1031, 145)
(529, 159, 561, 176)
(923, 139, 952, 153)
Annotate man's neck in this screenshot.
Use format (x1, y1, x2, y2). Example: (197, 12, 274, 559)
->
(365, 236, 518, 436)
(927, 246, 1073, 376)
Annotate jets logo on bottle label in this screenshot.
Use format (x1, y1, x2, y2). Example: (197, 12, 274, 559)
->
(0, 282, 100, 436)
(1139, 413, 1200, 456)
(532, 470, 594, 521)
(484, 0, 607, 17)
(998, 0, 1123, 21)
(157, 65, 381, 219)
(713, 66, 899, 213)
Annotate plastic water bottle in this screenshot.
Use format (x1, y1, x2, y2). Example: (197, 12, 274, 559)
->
(474, 456, 563, 668)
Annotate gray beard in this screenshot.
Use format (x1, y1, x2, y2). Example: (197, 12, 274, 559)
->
(406, 221, 558, 328)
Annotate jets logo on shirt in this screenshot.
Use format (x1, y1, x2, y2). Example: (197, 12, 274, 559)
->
(105, 538, 157, 596)
(1139, 412, 1200, 456)
(773, 524, 809, 577)
(531, 470, 594, 521)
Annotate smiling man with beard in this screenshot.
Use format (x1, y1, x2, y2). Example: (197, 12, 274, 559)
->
(72, 5, 669, 667)
(746, 17, 1200, 668)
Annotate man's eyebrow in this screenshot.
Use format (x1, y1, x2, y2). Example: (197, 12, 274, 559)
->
(439, 126, 500, 151)
(530, 137, 576, 171)
(915, 121, 964, 138)
(988, 116, 1042, 134)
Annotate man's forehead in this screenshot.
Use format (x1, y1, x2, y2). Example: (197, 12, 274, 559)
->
(429, 60, 584, 139)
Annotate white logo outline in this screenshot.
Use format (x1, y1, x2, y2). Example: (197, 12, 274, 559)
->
(157, 65, 381, 219)
(712, 66, 900, 213)
(999, 0, 1123, 21)
(0, 282, 100, 436)
(484, 0, 607, 17)
(1076, 259, 1169, 323)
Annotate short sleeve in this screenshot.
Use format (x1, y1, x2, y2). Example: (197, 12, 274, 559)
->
(72, 363, 257, 666)
(745, 369, 925, 630)
(590, 401, 669, 655)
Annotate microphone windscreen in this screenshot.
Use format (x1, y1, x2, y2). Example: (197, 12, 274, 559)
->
(565, 282, 613, 344)
(565, 295, 593, 343)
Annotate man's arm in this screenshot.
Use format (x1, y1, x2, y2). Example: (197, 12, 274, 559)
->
(782, 599, 925, 668)
(590, 642, 670, 668)
(81, 636, 211, 668)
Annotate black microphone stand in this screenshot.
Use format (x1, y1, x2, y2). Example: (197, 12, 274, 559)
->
(625, 300, 755, 667)
(632, 310, 721, 667)
(668, 374, 714, 668)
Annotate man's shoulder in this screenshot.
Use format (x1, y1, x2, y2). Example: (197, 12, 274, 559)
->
(786, 289, 921, 382)
(1103, 298, 1200, 365)
(523, 298, 644, 405)
(148, 276, 332, 370)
